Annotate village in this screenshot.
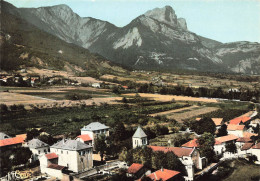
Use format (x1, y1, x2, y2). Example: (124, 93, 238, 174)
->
(0, 105, 260, 181)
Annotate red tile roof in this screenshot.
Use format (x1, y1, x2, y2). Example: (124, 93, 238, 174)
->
(236, 137, 252, 143)
(227, 124, 245, 131)
(77, 134, 92, 142)
(182, 138, 223, 146)
(127, 163, 144, 174)
(15, 134, 27, 140)
(215, 134, 238, 144)
(47, 164, 64, 170)
(243, 132, 257, 138)
(147, 169, 180, 181)
(212, 118, 223, 126)
(252, 142, 260, 149)
(45, 153, 58, 160)
(0, 136, 24, 147)
(241, 143, 254, 151)
(230, 117, 251, 124)
(182, 139, 199, 148)
(148, 146, 194, 157)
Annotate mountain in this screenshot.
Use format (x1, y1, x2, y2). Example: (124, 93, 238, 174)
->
(0, 1, 126, 76)
(214, 42, 260, 74)
(2, 1, 260, 74)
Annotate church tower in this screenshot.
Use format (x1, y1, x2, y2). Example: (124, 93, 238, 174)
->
(132, 126, 148, 149)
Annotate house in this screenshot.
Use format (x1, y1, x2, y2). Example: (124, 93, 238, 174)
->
(235, 137, 254, 156)
(181, 139, 199, 149)
(229, 117, 251, 125)
(81, 122, 109, 146)
(146, 168, 184, 181)
(50, 139, 93, 173)
(212, 118, 224, 129)
(15, 133, 27, 141)
(0, 132, 11, 140)
(132, 126, 148, 149)
(251, 142, 260, 164)
(122, 86, 128, 90)
(227, 124, 245, 137)
(0, 136, 25, 152)
(214, 134, 238, 155)
(249, 118, 260, 128)
(28, 138, 49, 161)
(243, 132, 257, 138)
(127, 163, 146, 179)
(39, 153, 63, 179)
(92, 83, 101, 88)
(149, 146, 204, 180)
(76, 134, 92, 146)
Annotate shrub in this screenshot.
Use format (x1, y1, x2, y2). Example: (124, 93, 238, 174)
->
(65, 93, 92, 100)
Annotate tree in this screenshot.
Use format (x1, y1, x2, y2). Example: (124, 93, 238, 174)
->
(38, 134, 57, 145)
(217, 124, 228, 137)
(152, 151, 167, 170)
(225, 142, 237, 154)
(113, 122, 127, 142)
(197, 132, 216, 163)
(94, 134, 107, 161)
(0, 104, 8, 114)
(165, 151, 186, 174)
(112, 86, 121, 94)
(10, 147, 32, 166)
(122, 97, 128, 103)
(192, 117, 216, 135)
(184, 87, 194, 97)
(26, 128, 41, 141)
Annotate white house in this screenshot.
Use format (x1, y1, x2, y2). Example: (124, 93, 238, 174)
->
(249, 118, 260, 128)
(50, 139, 93, 173)
(132, 126, 148, 149)
(28, 138, 49, 161)
(81, 122, 109, 146)
(92, 83, 101, 88)
(227, 124, 245, 137)
(235, 137, 254, 156)
(39, 153, 63, 179)
(251, 142, 260, 164)
(214, 134, 238, 155)
(149, 146, 204, 181)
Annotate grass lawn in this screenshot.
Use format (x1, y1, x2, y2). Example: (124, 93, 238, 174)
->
(223, 159, 260, 181)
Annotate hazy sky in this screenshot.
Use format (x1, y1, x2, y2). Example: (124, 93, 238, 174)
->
(5, 0, 260, 43)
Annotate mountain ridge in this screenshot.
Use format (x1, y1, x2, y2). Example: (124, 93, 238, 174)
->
(1, 1, 260, 74)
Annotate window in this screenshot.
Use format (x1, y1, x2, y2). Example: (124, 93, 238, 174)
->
(61, 151, 63, 154)
(38, 150, 40, 154)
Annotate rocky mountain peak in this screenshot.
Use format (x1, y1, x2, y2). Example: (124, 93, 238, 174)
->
(47, 4, 73, 12)
(177, 18, 188, 30)
(144, 5, 178, 27)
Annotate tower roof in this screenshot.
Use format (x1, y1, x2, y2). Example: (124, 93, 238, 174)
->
(28, 138, 49, 149)
(133, 126, 147, 138)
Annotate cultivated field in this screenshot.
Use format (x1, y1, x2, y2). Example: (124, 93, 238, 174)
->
(124, 93, 219, 103)
(149, 105, 198, 117)
(0, 91, 122, 109)
(166, 106, 219, 122)
(149, 104, 219, 122)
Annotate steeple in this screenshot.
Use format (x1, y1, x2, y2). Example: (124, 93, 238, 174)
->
(132, 126, 148, 149)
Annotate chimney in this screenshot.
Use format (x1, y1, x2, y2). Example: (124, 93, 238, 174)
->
(161, 167, 163, 171)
